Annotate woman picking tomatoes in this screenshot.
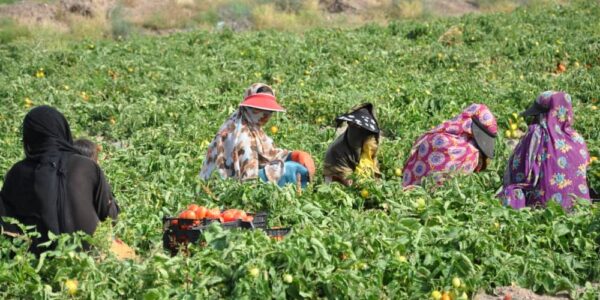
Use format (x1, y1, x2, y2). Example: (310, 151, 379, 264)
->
(323, 103, 381, 186)
(498, 91, 591, 209)
(199, 83, 315, 188)
(0, 106, 119, 255)
(402, 103, 498, 188)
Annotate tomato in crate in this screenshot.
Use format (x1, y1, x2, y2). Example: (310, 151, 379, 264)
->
(162, 217, 204, 255)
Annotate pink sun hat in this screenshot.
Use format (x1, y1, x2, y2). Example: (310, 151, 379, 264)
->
(239, 83, 286, 112)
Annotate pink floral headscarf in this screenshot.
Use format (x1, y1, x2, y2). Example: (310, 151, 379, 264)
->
(402, 103, 498, 187)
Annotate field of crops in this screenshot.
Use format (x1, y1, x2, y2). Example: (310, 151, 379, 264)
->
(1, 1, 600, 299)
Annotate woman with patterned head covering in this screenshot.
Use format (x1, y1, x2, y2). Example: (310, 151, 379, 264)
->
(324, 103, 381, 186)
(402, 103, 498, 187)
(199, 83, 315, 188)
(499, 91, 591, 209)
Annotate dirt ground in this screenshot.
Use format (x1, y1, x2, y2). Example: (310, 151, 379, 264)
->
(474, 286, 570, 300)
(0, 0, 114, 32)
(0, 1, 114, 20)
(474, 283, 600, 300)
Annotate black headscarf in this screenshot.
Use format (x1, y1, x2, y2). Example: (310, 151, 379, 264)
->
(21, 106, 80, 235)
(324, 103, 381, 184)
(335, 103, 380, 134)
(334, 102, 380, 159)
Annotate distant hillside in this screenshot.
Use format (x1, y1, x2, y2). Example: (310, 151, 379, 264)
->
(0, 0, 527, 40)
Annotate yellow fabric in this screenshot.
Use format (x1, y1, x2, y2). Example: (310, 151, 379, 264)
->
(355, 135, 379, 179)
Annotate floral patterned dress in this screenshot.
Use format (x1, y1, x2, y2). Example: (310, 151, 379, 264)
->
(499, 91, 590, 209)
(402, 104, 498, 187)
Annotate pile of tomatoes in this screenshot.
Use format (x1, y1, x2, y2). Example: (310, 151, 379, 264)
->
(171, 204, 254, 229)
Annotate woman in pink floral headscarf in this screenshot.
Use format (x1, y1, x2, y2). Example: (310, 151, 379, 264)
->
(402, 104, 498, 187)
(499, 91, 590, 210)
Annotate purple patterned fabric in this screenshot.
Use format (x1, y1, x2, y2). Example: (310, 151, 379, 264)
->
(499, 91, 591, 209)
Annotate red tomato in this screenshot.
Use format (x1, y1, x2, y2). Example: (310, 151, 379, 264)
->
(233, 209, 247, 219)
(205, 208, 220, 219)
(187, 204, 200, 212)
(193, 206, 206, 219)
(221, 210, 237, 222)
(178, 210, 198, 230)
(222, 209, 247, 222)
(179, 210, 196, 219)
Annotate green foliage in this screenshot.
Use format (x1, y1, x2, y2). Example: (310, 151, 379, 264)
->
(0, 17, 30, 44)
(109, 4, 134, 40)
(217, 0, 254, 30)
(1, 1, 600, 298)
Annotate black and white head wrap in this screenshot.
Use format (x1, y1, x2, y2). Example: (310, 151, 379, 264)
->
(335, 103, 380, 134)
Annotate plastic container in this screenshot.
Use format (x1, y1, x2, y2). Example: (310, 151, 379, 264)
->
(249, 212, 269, 229)
(220, 219, 245, 230)
(163, 218, 203, 255)
(162, 211, 272, 254)
(264, 227, 291, 241)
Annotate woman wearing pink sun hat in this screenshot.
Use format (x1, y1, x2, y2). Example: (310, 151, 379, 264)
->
(199, 83, 315, 188)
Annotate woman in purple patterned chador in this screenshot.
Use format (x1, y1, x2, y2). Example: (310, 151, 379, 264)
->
(499, 91, 591, 209)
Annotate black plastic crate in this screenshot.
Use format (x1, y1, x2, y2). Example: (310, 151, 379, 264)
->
(203, 211, 268, 229)
(162, 217, 206, 255)
(162, 212, 269, 254)
(264, 227, 291, 241)
(219, 219, 254, 230)
(162, 226, 204, 256)
(163, 217, 203, 231)
(249, 212, 268, 229)
(163, 211, 267, 229)
(238, 219, 255, 229)
(201, 218, 221, 226)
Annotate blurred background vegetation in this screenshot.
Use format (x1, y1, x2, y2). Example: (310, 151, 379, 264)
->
(0, 0, 572, 43)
